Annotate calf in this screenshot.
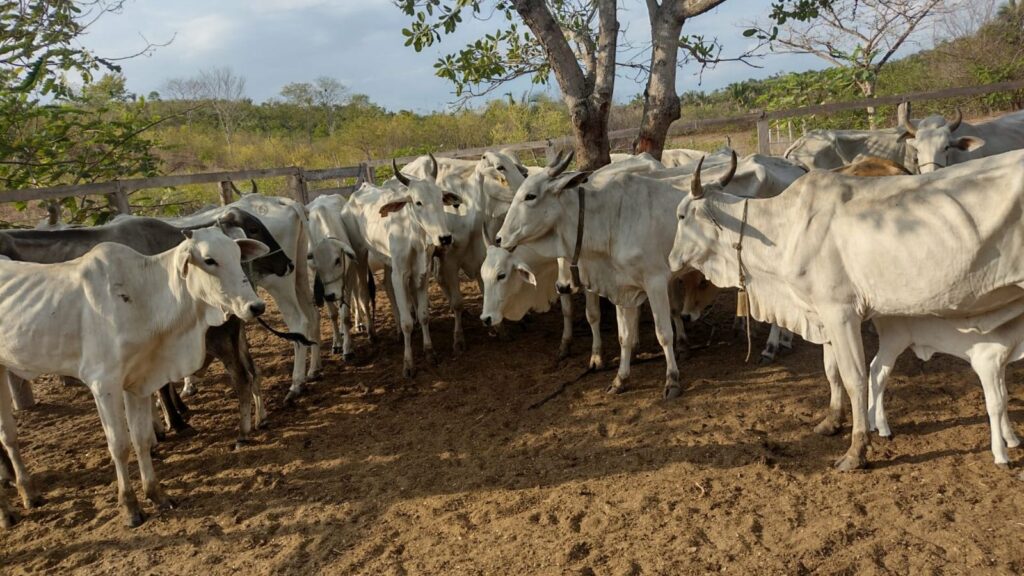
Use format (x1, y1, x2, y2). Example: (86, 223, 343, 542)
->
(867, 312, 1023, 466)
(0, 228, 268, 527)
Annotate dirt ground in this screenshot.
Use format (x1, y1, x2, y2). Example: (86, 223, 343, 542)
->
(2, 282, 1024, 575)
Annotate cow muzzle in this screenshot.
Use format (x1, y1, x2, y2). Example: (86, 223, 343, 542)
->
(439, 234, 453, 246)
(249, 301, 267, 317)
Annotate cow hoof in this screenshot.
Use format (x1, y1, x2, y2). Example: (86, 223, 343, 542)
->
(606, 377, 628, 395)
(758, 354, 774, 366)
(833, 452, 867, 472)
(402, 366, 415, 379)
(588, 355, 604, 371)
(332, 346, 343, 355)
(343, 352, 355, 362)
(181, 386, 197, 398)
(813, 417, 842, 436)
(1, 508, 17, 529)
(176, 425, 197, 438)
(425, 349, 438, 366)
(307, 371, 323, 383)
(125, 509, 146, 528)
(155, 429, 167, 442)
(1006, 436, 1021, 449)
(453, 338, 466, 355)
(234, 438, 252, 451)
(284, 389, 302, 405)
(20, 490, 43, 510)
(996, 462, 1011, 470)
(663, 384, 682, 400)
(558, 341, 571, 361)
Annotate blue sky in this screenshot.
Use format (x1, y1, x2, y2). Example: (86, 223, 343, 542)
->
(79, 0, 882, 112)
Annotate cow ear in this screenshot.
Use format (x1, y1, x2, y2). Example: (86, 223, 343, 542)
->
(442, 191, 463, 208)
(177, 244, 192, 278)
(515, 262, 537, 286)
(954, 136, 985, 151)
(329, 237, 356, 260)
(181, 229, 194, 240)
(549, 171, 591, 194)
(516, 165, 530, 178)
(379, 198, 411, 217)
(236, 238, 270, 262)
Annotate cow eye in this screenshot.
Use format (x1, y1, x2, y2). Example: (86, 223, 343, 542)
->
(524, 194, 537, 201)
(416, 201, 423, 206)
(204, 258, 218, 266)
(678, 213, 685, 221)
(307, 253, 313, 260)
(496, 165, 506, 172)
(496, 273, 507, 281)
(335, 257, 342, 266)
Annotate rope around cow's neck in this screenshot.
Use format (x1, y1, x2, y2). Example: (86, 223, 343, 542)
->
(569, 186, 585, 290)
(733, 198, 753, 363)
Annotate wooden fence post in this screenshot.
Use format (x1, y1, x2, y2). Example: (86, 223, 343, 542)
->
(756, 118, 771, 156)
(109, 181, 132, 215)
(897, 101, 912, 126)
(7, 374, 34, 411)
(286, 170, 309, 204)
(219, 181, 235, 205)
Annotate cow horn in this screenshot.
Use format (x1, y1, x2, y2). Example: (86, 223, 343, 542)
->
(229, 180, 243, 196)
(249, 179, 258, 195)
(948, 107, 962, 131)
(428, 153, 439, 182)
(901, 116, 917, 138)
(547, 150, 574, 177)
(691, 156, 705, 198)
(393, 159, 411, 186)
(718, 150, 738, 187)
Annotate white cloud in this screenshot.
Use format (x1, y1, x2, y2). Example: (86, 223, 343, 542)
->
(176, 14, 237, 59)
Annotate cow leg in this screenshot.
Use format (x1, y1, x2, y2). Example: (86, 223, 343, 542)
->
(320, 299, 341, 356)
(607, 306, 639, 394)
(437, 259, 466, 354)
(263, 280, 314, 400)
(0, 369, 39, 510)
(780, 327, 795, 350)
(152, 395, 167, 442)
(391, 269, 417, 378)
(309, 303, 326, 376)
(997, 366, 1021, 449)
(7, 374, 34, 411)
(415, 278, 437, 365)
(966, 349, 1012, 466)
(181, 376, 199, 397)
(585, 292, 604, 370)
(647, 281, 681, 399)
(158, 385, 193, 435)
(382, 268, 402, 342)
(558, 293, 573, 360)
(867, 337, 904, 440)
(823, 316, 871, 471)
(760, 324, 783, 364)
(91, 385, 144, 527)
(813, 342, 846, 436)
(124, 391, 174, 511)
(337, 301, 356, 361)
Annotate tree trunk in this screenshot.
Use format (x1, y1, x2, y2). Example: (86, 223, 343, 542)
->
(634, 4, 685, 160)
(859, 78, 878, 129)
(513, 0, 617, 171)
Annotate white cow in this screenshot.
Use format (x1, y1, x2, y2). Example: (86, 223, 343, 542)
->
(0, 228, 268, 528)
(306, 194, 372, 361)
(784, 127, 913, 171)
(669, 150, 1024, 470)
(867, 311, 1024, 466)
(901, 108, 1024, 173)
(496, 151, 732, 398)
(342, 160, 459, 377)
(165, 194, 318, 401)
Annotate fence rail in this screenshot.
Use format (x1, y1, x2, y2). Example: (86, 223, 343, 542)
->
(2, 78, 1022, 212)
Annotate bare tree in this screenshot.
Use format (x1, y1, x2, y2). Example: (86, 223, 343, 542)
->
(750, 0, 950, 128)
(313, 76, 347, 135)
(197, 67, 247, 149)
(162, 76, 204, 126)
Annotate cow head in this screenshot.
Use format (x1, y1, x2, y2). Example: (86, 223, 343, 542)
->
(669, 153, 738, 273)
(216, 207, 294, 278)
(494, 150, 591, 251)
(900, 108, 985, 173)
(477, 150, 530, 204)
(177, 227, 268, 323)
(389, 155, 461, 248)
(310, 237, 356, 305)
(479, 242, 539, 327)
(680, 271, 720, 322)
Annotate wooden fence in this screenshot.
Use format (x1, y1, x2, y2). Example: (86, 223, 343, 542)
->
(2, 78, 1023, 214)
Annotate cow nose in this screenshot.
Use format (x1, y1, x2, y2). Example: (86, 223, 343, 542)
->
(286, 262, 295, 274)
(440, 235, 453, 246)
(494, 236, 502, 246)
(249, 302, 266, 317)
(682, 313, 693, 322)
(325, 293, 337, 303)
(482, 315, 492, 327)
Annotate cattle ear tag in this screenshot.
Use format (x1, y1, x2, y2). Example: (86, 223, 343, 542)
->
(736, 289, 749, 318)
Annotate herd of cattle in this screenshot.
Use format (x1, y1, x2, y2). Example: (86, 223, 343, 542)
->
(1, 106, 1024, 531)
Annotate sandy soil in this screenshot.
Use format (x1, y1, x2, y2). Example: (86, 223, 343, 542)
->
(2, 282, 1024, 575)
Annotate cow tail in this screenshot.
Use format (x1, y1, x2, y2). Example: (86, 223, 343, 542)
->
(313, 273, 325, 307)
(256, 317, 316, 346)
